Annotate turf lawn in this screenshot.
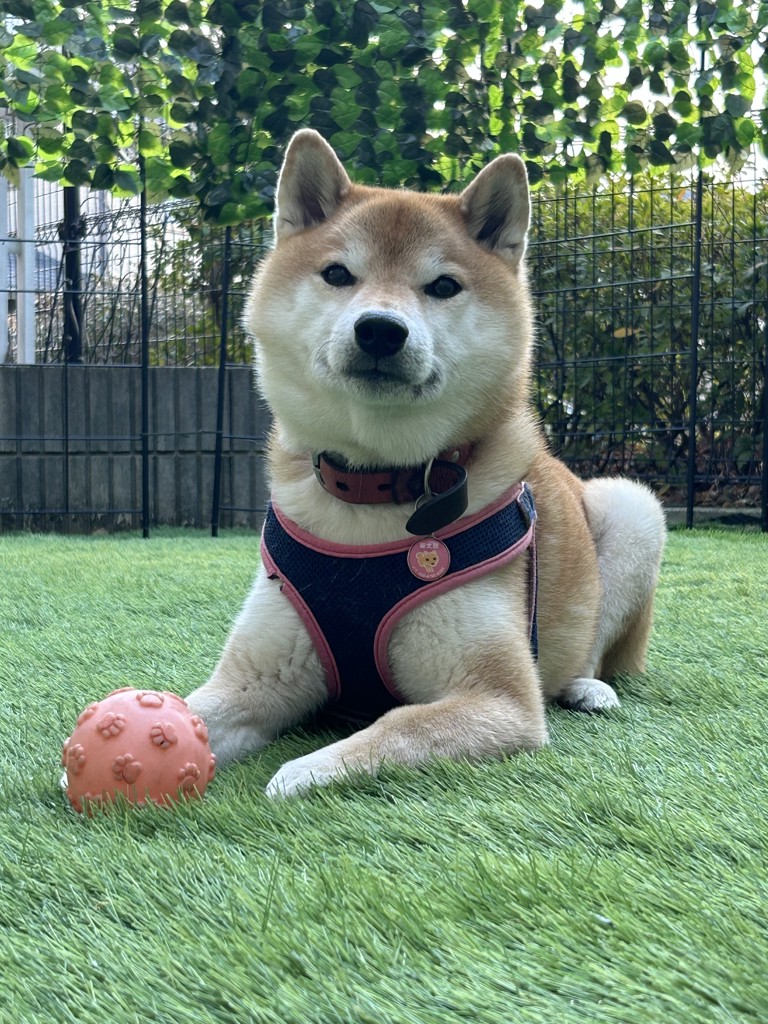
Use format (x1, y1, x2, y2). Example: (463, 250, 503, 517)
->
(0, 526, 766, 1024)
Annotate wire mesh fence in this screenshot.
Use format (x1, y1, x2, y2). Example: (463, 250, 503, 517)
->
(529, 172, 766, 517)
(1, 168, 766, 531)
(28, 191, 269, 366)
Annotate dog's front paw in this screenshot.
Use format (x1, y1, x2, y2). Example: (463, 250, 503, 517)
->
(266, 741, 353, 798)
(557, 678, 621, 713)
(268, 745, 364, 798)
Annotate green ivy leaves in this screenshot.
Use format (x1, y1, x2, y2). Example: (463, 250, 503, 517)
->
(0, 0, 765, 217)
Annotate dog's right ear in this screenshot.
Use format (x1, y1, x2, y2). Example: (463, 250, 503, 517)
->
(274, 130, 351, 242)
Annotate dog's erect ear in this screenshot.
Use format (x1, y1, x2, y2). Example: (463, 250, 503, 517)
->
(460, 154, 531, 266)
(274, 129, 351, 242)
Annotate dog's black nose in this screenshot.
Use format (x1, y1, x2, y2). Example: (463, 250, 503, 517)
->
(354, 315, 408, 358)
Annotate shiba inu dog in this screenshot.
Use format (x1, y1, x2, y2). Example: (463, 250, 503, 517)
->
(186, 129, 666, 797)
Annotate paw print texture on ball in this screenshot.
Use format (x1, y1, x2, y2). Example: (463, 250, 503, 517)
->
(136, 690, 165, 708)
(150, 722, 178, 749)
(177, 762, 201, 792)
(76, 703, 100, 726)
(63, 687, 215, 811)
(97, 712, 126, 738)
(191, 716, 209, 743)
(63, 742, 86, 776)
(111, 754, 143, 784)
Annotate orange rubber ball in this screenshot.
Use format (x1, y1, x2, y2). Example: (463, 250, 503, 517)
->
(62, 688, 216, 813)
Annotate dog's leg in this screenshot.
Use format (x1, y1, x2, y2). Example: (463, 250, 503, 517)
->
(266, 643, 548, 797)
(557, 478, 666, 712)
(185, 573, 327, 765)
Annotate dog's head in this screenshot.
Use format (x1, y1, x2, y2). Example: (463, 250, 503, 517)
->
(246, 130, 533, 467)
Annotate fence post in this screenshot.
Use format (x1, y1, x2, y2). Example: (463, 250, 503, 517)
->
(686, 168, 703, 530)
(211, 225, 233, 537)
(61, 186, 84, 363)
(685, 46, 708, 531)
(139, 158, 150, 539)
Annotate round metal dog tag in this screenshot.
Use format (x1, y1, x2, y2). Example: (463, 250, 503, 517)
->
(407, 538, 450, 581)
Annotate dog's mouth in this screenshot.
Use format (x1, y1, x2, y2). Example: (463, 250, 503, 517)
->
(341, 365, 442, 400)
(314, 340, 444, 402)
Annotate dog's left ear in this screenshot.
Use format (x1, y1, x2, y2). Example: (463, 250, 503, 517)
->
(274, 129, 351, 242)
(460, 155, 530, 267)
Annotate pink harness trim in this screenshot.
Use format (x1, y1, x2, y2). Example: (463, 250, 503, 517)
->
(260, 551, 344, 700)
(267, 481, 526, 557)
(375, 519, 536, 693)
(261, 482, 536, 704)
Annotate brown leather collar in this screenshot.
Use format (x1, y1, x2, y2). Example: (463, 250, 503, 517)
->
(312, 445, 474, 506)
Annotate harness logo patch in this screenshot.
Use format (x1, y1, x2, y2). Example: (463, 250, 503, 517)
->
(407, 538, 451, 582)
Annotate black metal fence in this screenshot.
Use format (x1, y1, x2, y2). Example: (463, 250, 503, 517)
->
(1, 169, 766, 532)
(21, 187, 268, 366)
(530, 173, 767, 527)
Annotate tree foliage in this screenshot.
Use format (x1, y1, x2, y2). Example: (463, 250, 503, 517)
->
(0, 0, 766, 220)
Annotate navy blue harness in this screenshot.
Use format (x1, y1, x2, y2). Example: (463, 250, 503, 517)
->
(261, 483, 538, 721)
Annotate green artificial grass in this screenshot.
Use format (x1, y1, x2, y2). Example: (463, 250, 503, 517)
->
(0, 527, 766, 1024)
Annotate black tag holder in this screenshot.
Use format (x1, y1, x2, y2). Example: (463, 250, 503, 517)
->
(405, 460, 469, 536)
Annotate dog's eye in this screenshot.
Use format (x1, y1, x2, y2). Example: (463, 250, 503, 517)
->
(321, 264, 356, 287)
(424, 276, 462, 299)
